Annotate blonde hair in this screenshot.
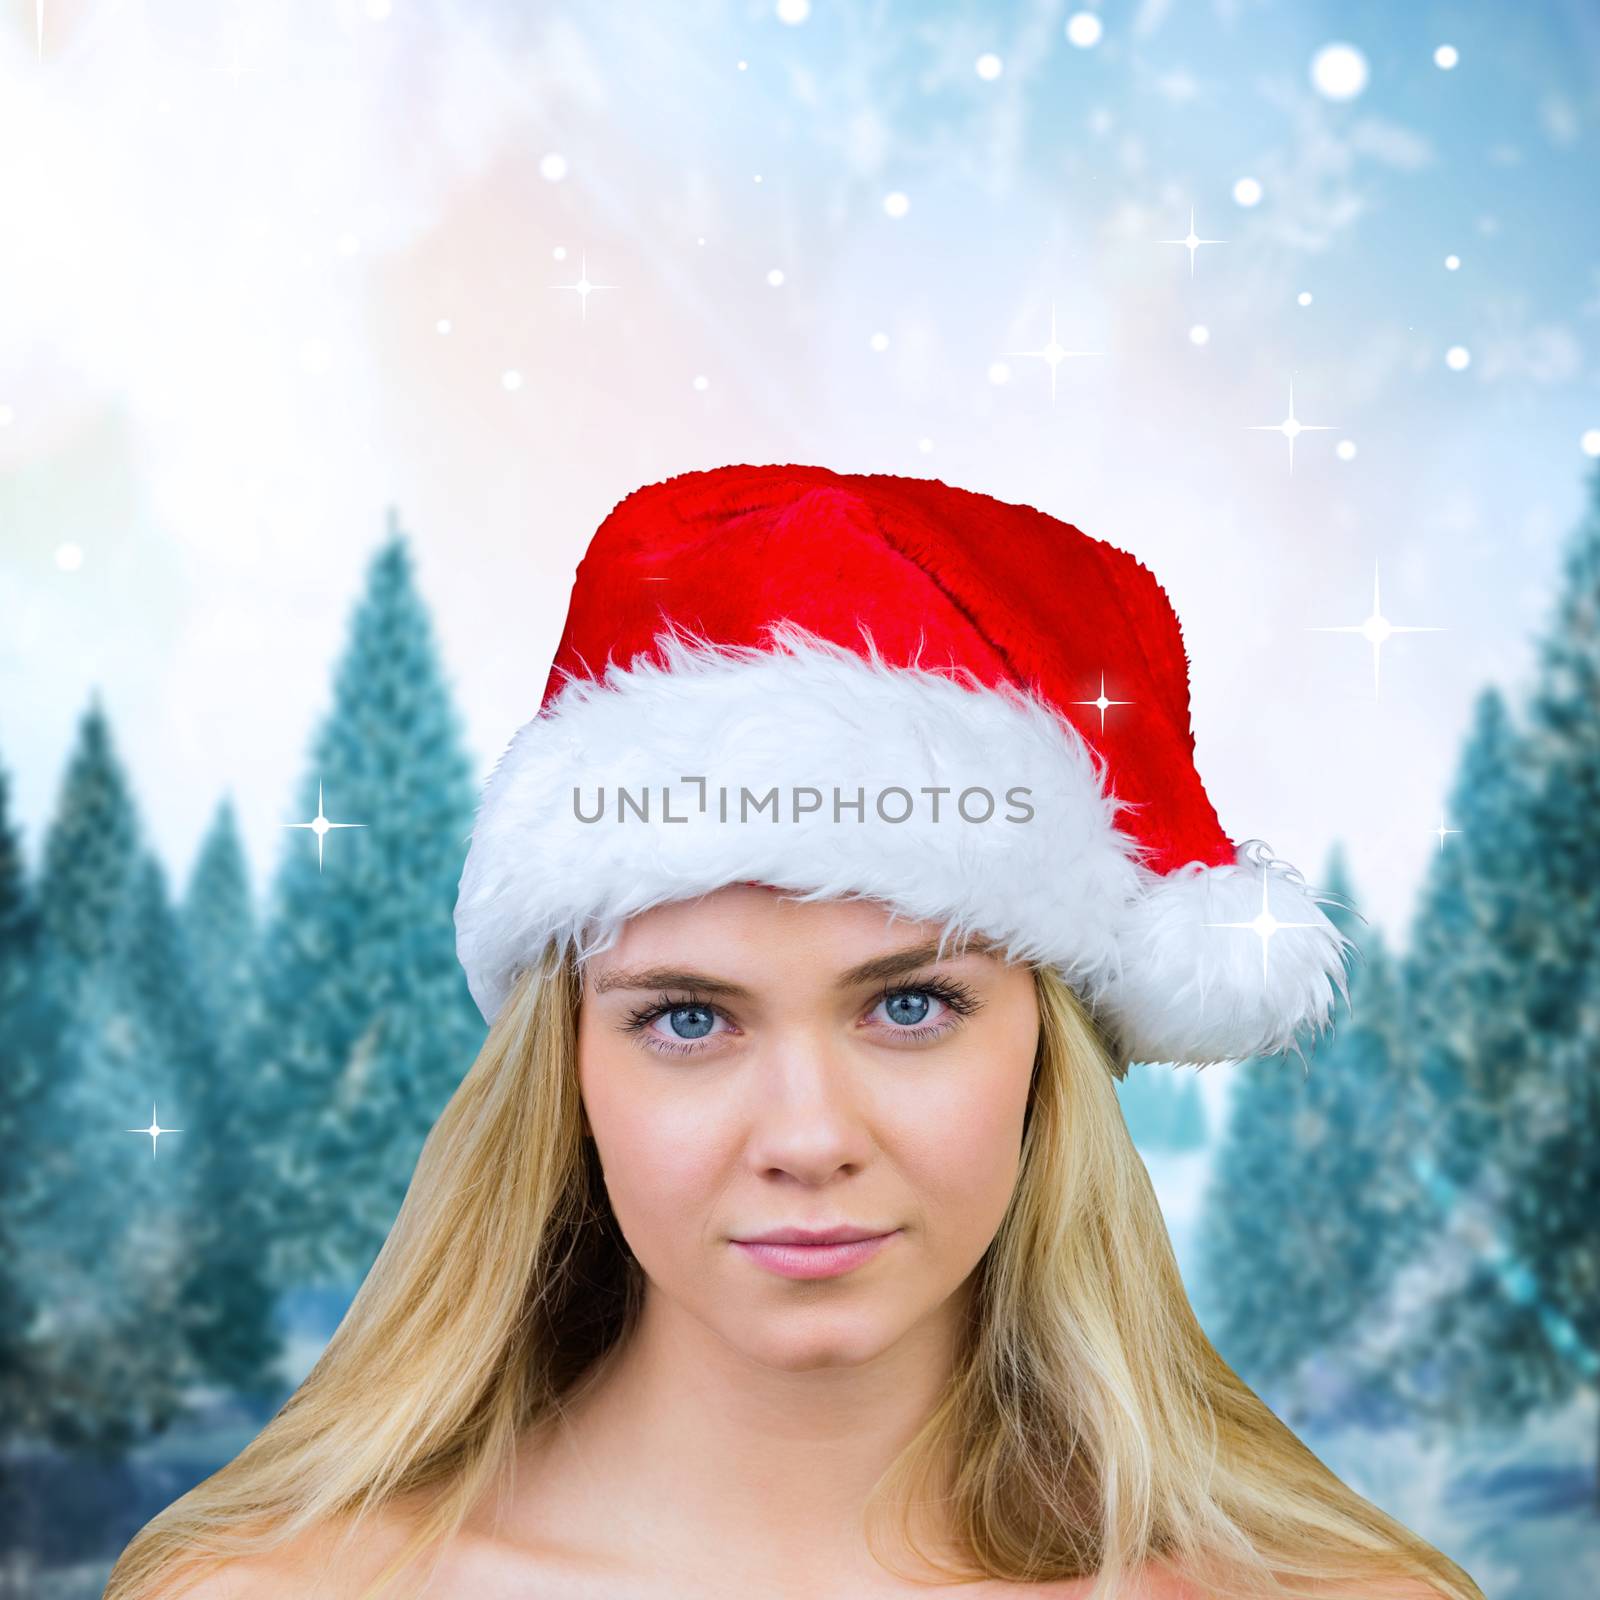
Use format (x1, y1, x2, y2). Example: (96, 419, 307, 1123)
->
(106, 945, 1482, 1600)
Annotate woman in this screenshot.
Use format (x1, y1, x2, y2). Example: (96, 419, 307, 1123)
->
(109, 466, 1482, 1600)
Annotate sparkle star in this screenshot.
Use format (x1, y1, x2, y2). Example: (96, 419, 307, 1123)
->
(1432, 810, 1461, 852)
(1070, 672, 1135, 736)
(1244, 378, 1337, 474)
(1205, 873, 1324, 985)
(282, 781, 367, 872)
(1006, 303, 1104, 403)
(1157, 205, 1227, 278)
(127, 1103, 182, 1158)
(207, 26, 258, 83)
(1308, 561, 1445, 699)
(554, 250, 617, 325)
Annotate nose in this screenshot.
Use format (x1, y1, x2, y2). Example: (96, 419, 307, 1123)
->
(741, 1030, 878, 1181)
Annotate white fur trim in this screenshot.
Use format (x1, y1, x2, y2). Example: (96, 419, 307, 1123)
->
(1092, 839, 1356, 1067)
(454, 626, 1355, 1066)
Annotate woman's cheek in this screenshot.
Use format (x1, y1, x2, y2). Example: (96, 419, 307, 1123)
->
(597, 1093, 733, 1249)
(856, 1075, 1018, 1261)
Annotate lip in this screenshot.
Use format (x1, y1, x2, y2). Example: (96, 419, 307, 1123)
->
(732, 1230, 901, 1280)
(737, 1225, 891, 1246)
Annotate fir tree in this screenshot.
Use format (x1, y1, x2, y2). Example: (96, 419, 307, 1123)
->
(0, 756, 72, 1457)
(1384, 686, 1562, 1429)
(26, 701, 200, 1453)
(1403, 688, 1542, 1197)
(181, 796, 262, 1048)
(1304, 914, 1436, 1425)
(253, 514, 485, 1290)
(1195, 1038, 1308, 1403)
(1384, 470, 1600, 1503)
(1522, 462, 1600, 1026)
(1501, 465, 1600, 1499)
(36, 694, 139, 970)
(112, 854, 210, 1406)
(175, 798, 283, 1400)
(1498, 998, 1600, 1506)
(1196, 846, 1408, 1421)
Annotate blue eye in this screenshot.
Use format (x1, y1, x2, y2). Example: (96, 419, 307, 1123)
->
(618, 976, 981, 1058)
(870, 979, 979, 1039)
(621, 997, 729, 1055)
(880, 990, 936, 1027)
(660, 1004, 717, 1040)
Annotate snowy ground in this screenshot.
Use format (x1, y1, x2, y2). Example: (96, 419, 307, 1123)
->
(1309, 1402, 1600, 1598)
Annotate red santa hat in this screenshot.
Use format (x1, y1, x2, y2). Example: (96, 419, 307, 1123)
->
(454, 464, 1355, 1067)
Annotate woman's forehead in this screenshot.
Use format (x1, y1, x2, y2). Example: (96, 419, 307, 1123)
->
(584, 890, 1007, 992)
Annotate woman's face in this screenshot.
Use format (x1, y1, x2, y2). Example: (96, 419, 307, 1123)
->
(577, 885, 1041, 1371)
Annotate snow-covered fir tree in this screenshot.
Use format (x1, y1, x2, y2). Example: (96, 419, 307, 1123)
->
(1404, 688, 1542, 1195)
(26, 700, 204, 1453)
(251, 513, 485, 1290)
(1195, 846, 1411, 1423)
(174, 797, 283, 1401)
(1387, 685, 1562, 1427)
(0, 756, 72, 1459)
(1384, 468, 1600, 1503)
(1497, 465, 1600, 1498)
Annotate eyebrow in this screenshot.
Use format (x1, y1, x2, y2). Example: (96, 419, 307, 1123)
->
(589, 935, 1004, 998)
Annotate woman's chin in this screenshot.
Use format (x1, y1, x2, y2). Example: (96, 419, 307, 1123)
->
(721, 1310, 905, 1373)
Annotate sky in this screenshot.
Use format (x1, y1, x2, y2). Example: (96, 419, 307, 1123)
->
(3, 0, 1599, 1066)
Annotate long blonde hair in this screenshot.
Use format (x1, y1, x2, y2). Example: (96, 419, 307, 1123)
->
(106, 943, 1482, 1600)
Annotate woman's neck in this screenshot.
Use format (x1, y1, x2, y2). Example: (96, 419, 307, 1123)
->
(488, 1283, 974, 1587)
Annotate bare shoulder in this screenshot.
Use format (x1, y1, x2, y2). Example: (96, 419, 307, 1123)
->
(1288, 1576, 1450, 1600)
(978, 1561, 1195, 1598)
(144, 1508, 436, 1600)
(142, 1557, 279, 1600)
(1119, 1565, 1448, 1600)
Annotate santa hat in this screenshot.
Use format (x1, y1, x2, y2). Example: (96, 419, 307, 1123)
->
(453, 464, 1355, 1067)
